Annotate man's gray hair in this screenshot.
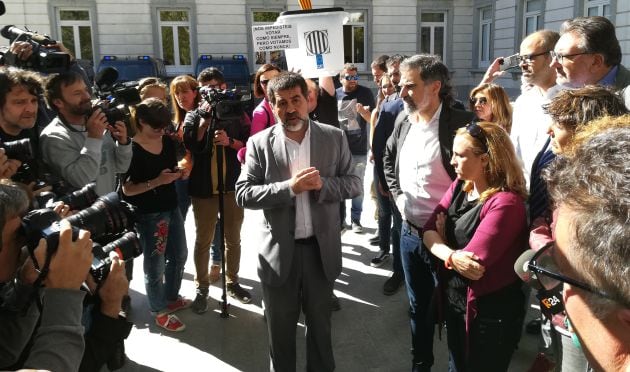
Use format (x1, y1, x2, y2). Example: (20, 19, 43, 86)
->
(400, 54, 453, 106)
(544, 127, 630, 316)
(0, 181, 30, 251)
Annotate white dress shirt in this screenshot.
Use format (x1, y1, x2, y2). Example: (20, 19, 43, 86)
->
(396, 104, 452, 227)
(283, 124, 314, 239)
(510, 84, 561, 189)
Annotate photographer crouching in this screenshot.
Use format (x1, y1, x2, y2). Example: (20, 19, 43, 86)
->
(0, 180, 133, 372)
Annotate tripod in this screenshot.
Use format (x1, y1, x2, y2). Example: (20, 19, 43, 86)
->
(207, 113, 230, 319)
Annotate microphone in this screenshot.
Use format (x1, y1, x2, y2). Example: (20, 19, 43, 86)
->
(0, 2, 5, 16)
(514, 249, 541, 289)
(94, 67, 119, 90)
(514, 248, 565, 317)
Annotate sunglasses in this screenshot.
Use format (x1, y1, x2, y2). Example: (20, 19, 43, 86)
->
(343, 75, 359, 81)
(466, 121, 488, 152)
(469, 97, 488, 106)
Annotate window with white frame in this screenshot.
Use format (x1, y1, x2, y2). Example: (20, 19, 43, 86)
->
(420, 12, 446, 62)
(343, 11, 367, 70)
(252, 10, 284, 70)
(158, 9, 192, 73)
(478, 7, 493, 67)
(523, 0, 543, 36)
(585, 0, 611, 18)
(56, 9, 94, 62)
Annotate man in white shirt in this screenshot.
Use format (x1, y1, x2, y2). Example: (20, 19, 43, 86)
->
(482, 30, 560, 185)
(383, 54, 473, 372)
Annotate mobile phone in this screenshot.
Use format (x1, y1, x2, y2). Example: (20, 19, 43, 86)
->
(499, 53, 520, 71)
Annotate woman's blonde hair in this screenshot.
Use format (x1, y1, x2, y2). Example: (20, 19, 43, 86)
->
(169, 75, 199, 125)
(566, 114, 630, 156)
(469, 84, 513, 134)
(138, 77, 167, 101)
(457, 121, 527, 202)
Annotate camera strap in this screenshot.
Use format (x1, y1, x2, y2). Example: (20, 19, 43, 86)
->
(27, 248, 54, 313)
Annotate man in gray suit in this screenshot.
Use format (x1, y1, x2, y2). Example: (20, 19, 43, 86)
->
(236, 72, 361, 372)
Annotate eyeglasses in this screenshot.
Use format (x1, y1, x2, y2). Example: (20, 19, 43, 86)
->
(469, 97, 488, 106)
(528, 242, 613, 300)
(466, 121, 488, 152)
(549, 50, 591, 64)
(343, 75, 359, 81)
(518, 50, 551, 64)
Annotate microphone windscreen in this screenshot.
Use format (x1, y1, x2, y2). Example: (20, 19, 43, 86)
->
(514, 249, 542, 289)
(0, 2, 6, 16)
(95, 67, 119, 89)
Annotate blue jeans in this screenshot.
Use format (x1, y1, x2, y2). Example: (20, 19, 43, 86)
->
(136, 208, 188, 313)
(375, 170, 402, 274)
(210, 222, 221, 264)
(400, 221, 437, 371)
(341, 154, 366, 224)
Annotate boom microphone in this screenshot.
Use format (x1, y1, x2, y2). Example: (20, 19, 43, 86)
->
(514, 249, 541, 289)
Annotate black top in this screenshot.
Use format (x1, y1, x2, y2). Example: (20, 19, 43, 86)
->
(123, 136, 177, 213)
(336, 85, 375, 155)
(310, 87, 339, 128)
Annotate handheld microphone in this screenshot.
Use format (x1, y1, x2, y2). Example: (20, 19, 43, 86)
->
(514, 249, 541, 289)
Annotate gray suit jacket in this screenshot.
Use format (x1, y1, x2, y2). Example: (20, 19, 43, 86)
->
(236, 120, 361, 286)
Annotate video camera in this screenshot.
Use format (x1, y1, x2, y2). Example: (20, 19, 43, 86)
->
(92, 67, 142, 127)
(198, 87, 245, 122)
(0, 25, 71, 73)
(20, 191, 141, 283)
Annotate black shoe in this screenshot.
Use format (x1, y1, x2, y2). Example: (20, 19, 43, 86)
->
(227, 282, 252, 304)
(383, 272, 404, 296)
(526, 318, 542, 335)
(370, 251, 390, 268)
(330, 293, 341, 311)
(192, 290, 209, 314)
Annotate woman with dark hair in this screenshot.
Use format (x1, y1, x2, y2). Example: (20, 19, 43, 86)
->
(469, 84, 513, 133)
(250, 63, 282, 136)
(122, 98, 190, 332)
(423, 121, 528, 372)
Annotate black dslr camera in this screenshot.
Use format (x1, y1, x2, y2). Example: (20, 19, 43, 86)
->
(198, 87, 245, 122)
(0, 25, 71, 73)
(21, 192, 141, 283)
(92, 67, 142, 128)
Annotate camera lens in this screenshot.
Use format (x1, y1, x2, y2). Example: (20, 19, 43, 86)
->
(65, 192, 136, 239)
(58, 183, 97, 211)
(1, 138, 33, 162)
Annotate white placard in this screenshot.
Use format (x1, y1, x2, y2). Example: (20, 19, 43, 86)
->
(252, 24, 299, 52)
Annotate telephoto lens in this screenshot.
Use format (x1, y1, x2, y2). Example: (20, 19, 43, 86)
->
(1, 138, 33, 162)
(57, 183, 98, 211)
(65, 192, 137, 239)
(90, 231, 142, 283)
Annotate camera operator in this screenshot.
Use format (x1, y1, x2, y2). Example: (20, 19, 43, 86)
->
(40, 71, 132, 196)
(0, 180, 133, 371)
(0, 181, 90, 371)
(0, 67, 48, 189)
(183, 67, 252, 312)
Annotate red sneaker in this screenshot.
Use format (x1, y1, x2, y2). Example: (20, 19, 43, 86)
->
(166, 296, 192, 314)
(155, 313, 186, 332)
